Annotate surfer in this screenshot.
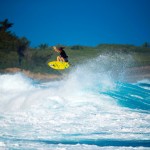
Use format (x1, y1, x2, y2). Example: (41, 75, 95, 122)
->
(53, 46, 68, 62)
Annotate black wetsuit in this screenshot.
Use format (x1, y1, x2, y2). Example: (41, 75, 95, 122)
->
(60, 50, 68, 62)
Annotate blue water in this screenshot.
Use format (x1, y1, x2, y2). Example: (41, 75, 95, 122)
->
(0, 55, 150, 149)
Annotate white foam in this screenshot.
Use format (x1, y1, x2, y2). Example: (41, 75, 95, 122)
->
(0, 73, 33, 92)
(0, 142, 6, 147)
(0, 54, 149, 149)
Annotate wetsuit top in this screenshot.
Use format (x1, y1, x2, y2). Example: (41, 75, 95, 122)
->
(60, 50, 68, 59)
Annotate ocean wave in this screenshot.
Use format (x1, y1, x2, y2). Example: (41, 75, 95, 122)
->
(0, 54, 150, 149)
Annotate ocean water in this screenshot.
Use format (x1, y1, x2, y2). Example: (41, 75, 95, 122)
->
(0, 54, 150, 150)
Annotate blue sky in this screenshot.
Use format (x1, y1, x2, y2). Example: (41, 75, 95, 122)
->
(0, 0, 150, 47)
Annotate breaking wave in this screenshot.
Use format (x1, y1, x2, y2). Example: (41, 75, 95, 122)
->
(0, 54, 150, 149)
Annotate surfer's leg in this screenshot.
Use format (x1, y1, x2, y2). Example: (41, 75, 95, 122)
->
(60, 57, 65, 62)
(57, 56, 61, 61)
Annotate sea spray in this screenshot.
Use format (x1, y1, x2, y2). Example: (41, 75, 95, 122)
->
(0, 53, 149, 149)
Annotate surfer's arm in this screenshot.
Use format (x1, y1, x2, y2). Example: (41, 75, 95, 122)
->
(53, 46, 59, 53)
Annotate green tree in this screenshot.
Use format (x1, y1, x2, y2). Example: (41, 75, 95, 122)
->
(17, 37, 31, 66)
(70, 45, 84, 50)
(38, 43, 49, 49)
(0, 19, 13, 32)
(142, 42, 150, 48)
(0, 19, 18, 52)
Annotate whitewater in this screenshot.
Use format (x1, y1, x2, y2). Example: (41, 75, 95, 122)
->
(0, 54, 150, 149)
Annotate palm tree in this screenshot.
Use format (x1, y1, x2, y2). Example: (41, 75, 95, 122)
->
(17, 37, 31, 66)
(142, 42, 150, 48)
(0, 19, 13, 32)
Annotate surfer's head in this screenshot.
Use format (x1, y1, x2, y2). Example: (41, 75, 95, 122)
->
(53, 46, 65, 53)
(58, 47, 64, 51)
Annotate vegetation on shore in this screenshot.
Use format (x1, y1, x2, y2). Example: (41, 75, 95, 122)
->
(0, 19, 150, 75)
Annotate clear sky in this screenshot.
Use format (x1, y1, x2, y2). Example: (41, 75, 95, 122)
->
(0, 0, 150, 47)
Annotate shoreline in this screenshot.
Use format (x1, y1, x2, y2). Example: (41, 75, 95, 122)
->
(1, 67, 61, 81)
(1, 66, 150, 82)
(125, 66, 150, 82)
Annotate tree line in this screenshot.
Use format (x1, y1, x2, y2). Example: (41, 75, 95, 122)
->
(0, 19, 30, 66)
(0, 18, 150, 73)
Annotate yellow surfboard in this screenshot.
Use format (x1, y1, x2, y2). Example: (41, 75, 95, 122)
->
(48, 61, 70, 70)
